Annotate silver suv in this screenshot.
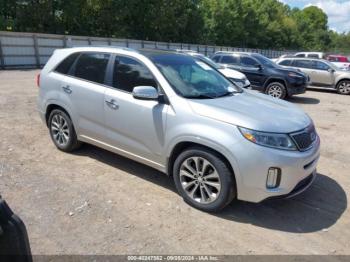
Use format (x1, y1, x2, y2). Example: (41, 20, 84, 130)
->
(276, 57, 350, 95)
(37, 47, 320, 212)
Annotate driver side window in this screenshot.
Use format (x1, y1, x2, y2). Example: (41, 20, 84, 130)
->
(241, 56, 258, 67)
(113, 56, 157, 92)
(313, 61, 330, 71)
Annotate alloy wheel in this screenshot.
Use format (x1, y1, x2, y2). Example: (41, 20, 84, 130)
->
(51, 114, 70, 146)
(267, 85, 283, 98)
(179, 156, 221, 204)
(338, 81, 350, 94)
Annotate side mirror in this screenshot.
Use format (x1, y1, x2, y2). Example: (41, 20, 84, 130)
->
(328, 68, 335, 73)
(132, 86, 159, 100)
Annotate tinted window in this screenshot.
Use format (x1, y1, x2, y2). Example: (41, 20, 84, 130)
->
(279, 59, 292, 66)
(221, 55, 239, 64)
(295, 54, 305, 57)
(211, 55, 221, 62)
(113, 56, 157, 92)
(293, 60, 312, 68)
(308, 54, 319, 59)
(55, 53, 80, 74)
(313, 61, 330, 70)
(73, 53, 110, 84)
(328, 56, 336, 62)
(241, 56, 257, 67)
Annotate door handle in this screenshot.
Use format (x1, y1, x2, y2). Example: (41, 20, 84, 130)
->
(105, 99, 119, 110)
(62, 85, 72, 94)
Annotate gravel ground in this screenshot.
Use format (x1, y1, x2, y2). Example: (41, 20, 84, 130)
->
(0, 69, 349, 255)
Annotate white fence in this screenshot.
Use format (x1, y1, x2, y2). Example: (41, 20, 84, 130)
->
(0, 31, 291, 69)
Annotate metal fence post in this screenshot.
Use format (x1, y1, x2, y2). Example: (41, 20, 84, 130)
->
(0, 38, 5, 69)
(205, 45, 208, 56)
(63, 35, 67, 47)
(33, 34, 40, 68)
(88, 37, 92, 45)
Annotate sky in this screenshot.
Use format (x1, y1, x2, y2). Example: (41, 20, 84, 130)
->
(279, 0, 350, 33)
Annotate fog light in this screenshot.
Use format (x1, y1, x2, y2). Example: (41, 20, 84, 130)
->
(266, 167, 281, 189)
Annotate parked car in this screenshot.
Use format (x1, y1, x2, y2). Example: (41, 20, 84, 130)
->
(326, 55, 350, 71)
(212, 52, 308, 99)
(38, 47, 320, 212)
(275, 57, 350, 95)
(177, 50, 250, 88)
(294, 52, 326, 59)
(0, 195, 32, 261)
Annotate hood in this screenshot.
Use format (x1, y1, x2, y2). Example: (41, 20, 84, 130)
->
(219, 68, 246, 79)
(187, 90, 311, 133)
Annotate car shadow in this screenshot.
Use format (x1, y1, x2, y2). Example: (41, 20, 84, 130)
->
(73, 144, 177, 193)
(73, 144, 346, 234)
(216, 173, 347, 233)
(287, 96, 320, 104)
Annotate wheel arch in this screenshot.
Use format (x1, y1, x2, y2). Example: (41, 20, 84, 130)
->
(166, 141, 238, 194)
(263, 77, 287, 91)
(45, 103, 72, 127)
(336, 78, 350, 88)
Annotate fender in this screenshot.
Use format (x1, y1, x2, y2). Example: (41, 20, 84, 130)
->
(166, 135, 244, 199)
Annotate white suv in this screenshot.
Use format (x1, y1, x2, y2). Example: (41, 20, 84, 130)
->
(37, 47, 320, 212)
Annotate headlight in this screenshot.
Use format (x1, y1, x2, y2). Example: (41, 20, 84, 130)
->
(230, 78, 249, 88)
(288, 72, 303, 78)
(238, 127, 297, 151)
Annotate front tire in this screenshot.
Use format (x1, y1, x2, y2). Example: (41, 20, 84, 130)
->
(265, 82, 287, 99)
(173, 147, 236, 212)
(336, 80, 350, 95)
(48, 109, 81, 152)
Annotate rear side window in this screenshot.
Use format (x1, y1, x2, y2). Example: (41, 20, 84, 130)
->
(72, 53, 110, 84)
(221, 55, 239, 64)
(55, 52, 80, 74)
(112, 56, 157, 92)
(295, 54, 305, 57)
(308, 54, 319, 59)
(279, 59, 292, 66)
(293, 60, 312, 69)
(328, 56, 337, 62)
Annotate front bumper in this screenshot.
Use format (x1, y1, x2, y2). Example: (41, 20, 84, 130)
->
(287, 77, 308, 95)
(229, 133, 320, 203)
(264, 171, 316, 201)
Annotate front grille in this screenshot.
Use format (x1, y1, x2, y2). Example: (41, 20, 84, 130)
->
(290, 125, 317, 151)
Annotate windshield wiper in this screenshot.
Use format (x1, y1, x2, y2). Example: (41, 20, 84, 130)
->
(215, 90, 242, 98)
(184, 94, 215, 99)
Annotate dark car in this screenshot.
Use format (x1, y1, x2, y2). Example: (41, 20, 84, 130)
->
(212, 52, 308, 99)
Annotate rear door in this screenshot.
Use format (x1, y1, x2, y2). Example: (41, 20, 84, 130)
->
(103, 55, 169, 165)
(63, 52, 110, 140)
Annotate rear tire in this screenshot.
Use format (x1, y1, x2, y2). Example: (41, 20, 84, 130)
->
(265, 82, 287, 99)
(336, 80, 350, 95)
(173, 146, 236, 212)
(48, 109, 81, 152)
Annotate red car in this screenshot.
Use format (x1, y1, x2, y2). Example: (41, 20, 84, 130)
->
(327, 55, 350, 70)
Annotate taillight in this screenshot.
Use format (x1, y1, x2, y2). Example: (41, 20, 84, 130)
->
(36, 73, 40, 87)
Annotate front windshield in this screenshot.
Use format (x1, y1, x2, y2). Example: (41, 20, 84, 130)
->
(252, 53, 276, 67)
(149, 54, 242, 98)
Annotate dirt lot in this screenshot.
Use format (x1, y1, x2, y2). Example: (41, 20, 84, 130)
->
(0, 69, 349, 255)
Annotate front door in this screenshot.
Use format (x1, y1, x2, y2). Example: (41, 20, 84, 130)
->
(104, 55, 169, 166)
